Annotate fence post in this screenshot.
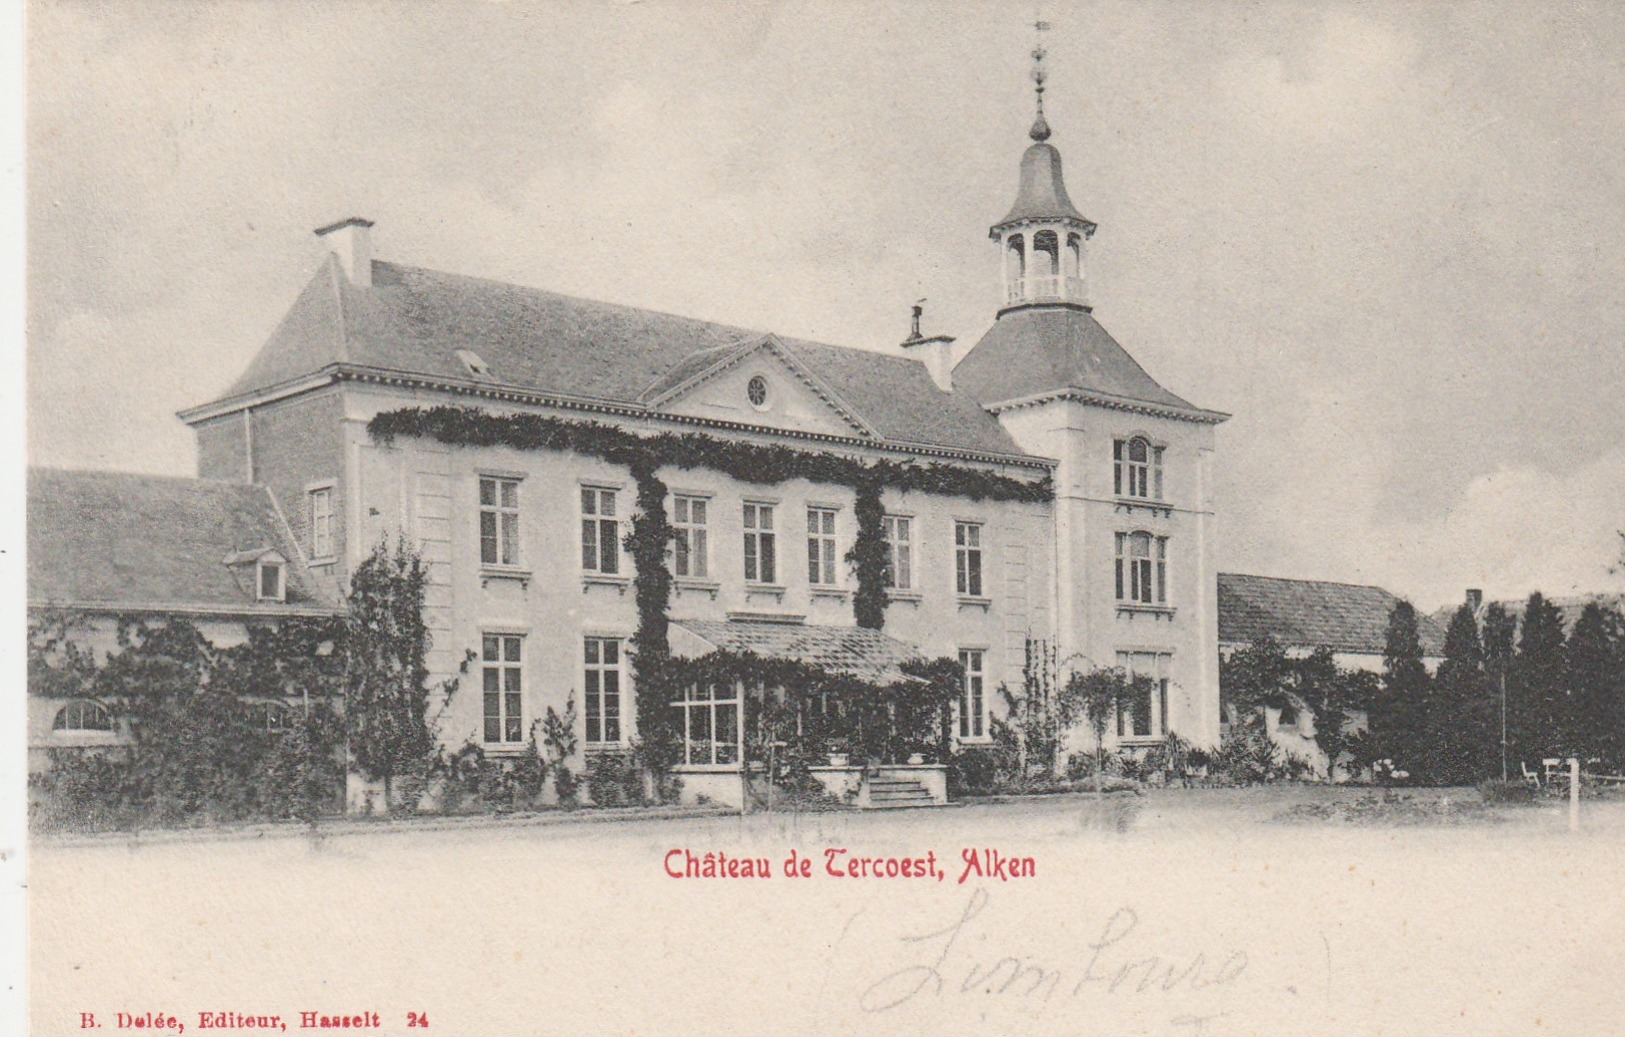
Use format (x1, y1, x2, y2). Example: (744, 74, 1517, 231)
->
(1569, 757, 1580, 833)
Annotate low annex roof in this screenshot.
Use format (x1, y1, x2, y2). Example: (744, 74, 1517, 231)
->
(952, 306, 1225, 422)
(209, 258, 1027, 459)
(670, 617, 923, 685)
(1218, 572, 1447, 658)
(27, 468, 340, 616)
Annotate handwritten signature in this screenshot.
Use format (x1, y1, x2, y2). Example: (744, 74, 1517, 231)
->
(859, 888, 1249, 1021)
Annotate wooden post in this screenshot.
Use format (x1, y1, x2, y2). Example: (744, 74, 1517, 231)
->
(1569, 757, 1580, 833)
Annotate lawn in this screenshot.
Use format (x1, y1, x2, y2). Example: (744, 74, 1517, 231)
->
(29, 786, 1625, 1036)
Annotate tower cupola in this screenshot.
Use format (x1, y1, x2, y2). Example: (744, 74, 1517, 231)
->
(991, 35, 1096, 312)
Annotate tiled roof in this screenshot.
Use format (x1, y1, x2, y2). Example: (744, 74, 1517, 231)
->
(1218, 573, 1447, 657)
(670, 618, 922, 684)
(28, 468, 340, 614)
(214, 258, 1025, 459)
(953, 305, 1221, 420)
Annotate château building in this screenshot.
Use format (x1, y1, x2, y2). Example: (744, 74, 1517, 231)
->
(172, 70, 1227, 806)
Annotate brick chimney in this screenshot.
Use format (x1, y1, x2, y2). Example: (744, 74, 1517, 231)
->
(314, 217, 374, 287)
(900, 300, 956, 393)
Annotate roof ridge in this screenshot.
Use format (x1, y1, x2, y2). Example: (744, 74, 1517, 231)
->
(1220, 572, 1401, 594)
(28, 466, 268, 491)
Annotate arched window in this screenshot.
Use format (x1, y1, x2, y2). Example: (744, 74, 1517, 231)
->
(1115, 530, 1168, 605)
(53, 699, 114, 732)
(1065, 233, 1082, 279)
(1113, 436, 1165, 500)
(1032, 230, 1060, 275)
(1006, 234, 1026, 278)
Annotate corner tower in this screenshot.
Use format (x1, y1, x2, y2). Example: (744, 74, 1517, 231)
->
(953, 28, 1229, 752)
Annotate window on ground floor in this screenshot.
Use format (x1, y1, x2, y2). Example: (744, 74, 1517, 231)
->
(482, 633, 524, 744)
(673, 681, 741, 766)
(1115, 651, 1171, 739)
(584, 636, 624, 745)
(958, 649, 986, 740)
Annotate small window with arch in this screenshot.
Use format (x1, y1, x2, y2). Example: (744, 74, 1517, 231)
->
(53, 699, 115, 733)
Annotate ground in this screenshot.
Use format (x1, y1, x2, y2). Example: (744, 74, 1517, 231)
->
(30, 787, 1625, 1036)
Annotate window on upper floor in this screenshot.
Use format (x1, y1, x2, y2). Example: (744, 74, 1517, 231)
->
(308, 486, 334, 559)
(480, 476, 521, 568)
(883, 515, 913, 591)
(1114, 437, 1164, 501)
(958, 649, 986, 740)
(807, 507, 838, 586)
(1115, 651, 1171, 740)
(1115, 531, 1168, 606)
(672, 496, 709, 579)
(581, 486, 620, 575)
(482, 633, 524, 745)
(584, 637, 624, 745)
(53, 699, 114, 733)
(257, 559, 285, 602)
(743, 502, 777, 584)
(955, 521, 984, 597)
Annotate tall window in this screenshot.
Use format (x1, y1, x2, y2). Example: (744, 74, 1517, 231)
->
(883, 515, 912, 590)
(1116, 531, 1168, 605)
(672, 496, 709, 579)
(673, 681, 741, 766)
(1114, 437, 1164, 500)
(958, 649, 986, 739)
(581, 487, 620, 574)
(482, 634, 523, 744)
(480, 476, 521, 567)
(1115, 651, 1171, 739)
(807, 507, 838, 586)
(955, 521, 983, 597)
(743, 503, 776, 584)
(309, 486, 334, 558)
(584, 637, 623, 745)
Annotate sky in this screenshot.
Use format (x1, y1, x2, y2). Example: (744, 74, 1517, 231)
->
(24, 0, 1625, 611)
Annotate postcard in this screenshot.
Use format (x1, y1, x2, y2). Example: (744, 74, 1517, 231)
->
(18, 2, 1625, 1035)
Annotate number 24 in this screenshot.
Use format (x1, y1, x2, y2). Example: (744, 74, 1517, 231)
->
(407, 1012, 429, 1028)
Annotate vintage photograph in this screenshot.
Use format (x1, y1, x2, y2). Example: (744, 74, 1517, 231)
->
(19, 2, 1625, 1034)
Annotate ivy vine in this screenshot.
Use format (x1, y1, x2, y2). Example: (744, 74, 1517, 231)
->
(847, 476, 888, 630)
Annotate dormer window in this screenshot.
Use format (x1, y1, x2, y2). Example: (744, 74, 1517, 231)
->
(455, 350, 491, 377)
(257, 559, 285, 602)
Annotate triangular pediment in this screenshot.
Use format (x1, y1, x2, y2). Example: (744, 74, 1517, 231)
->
(641, 335, 877, 438)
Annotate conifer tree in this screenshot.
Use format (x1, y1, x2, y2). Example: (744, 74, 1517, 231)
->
(1376, 600, 1432, 778)
(1566, 602, 1624, 766)
(1511, 592, 1567, 764)
(1481, 602, 1516, 780)
(1432, 603, 1495, 784)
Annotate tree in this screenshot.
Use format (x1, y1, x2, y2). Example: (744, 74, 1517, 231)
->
(1482, 602, 1516, 780)
(1374, 600, 1432, 778)
(1431, 603, 1496, 784)
(1511, 592, 1566, 764)
(1071, 666, 1142, 795)
(344, 537, 438, 811)
(1220, 634, 1293, 720)
(1294, 648, 1353, 779)
(1566, 603, 1624, 767)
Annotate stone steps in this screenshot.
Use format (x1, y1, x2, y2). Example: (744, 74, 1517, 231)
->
(864, 777, 940, 809)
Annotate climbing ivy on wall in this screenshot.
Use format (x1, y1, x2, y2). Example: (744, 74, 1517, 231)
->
(367, 406, 1053, 503)
(368, 405, 1052, 775)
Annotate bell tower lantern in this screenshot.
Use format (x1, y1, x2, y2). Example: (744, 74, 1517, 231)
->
(991, 37, 1096, 312)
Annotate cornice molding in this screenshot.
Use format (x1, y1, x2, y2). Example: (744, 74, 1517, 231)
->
(984, 386, 1230, 425)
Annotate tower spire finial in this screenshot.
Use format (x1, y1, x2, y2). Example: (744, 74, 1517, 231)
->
(1029, 6, 1052, 141)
